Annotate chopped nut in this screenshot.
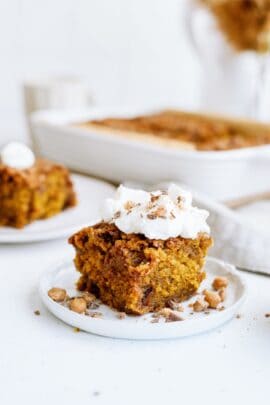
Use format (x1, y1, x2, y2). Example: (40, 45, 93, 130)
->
(203, 290, 221, 309)
(89, 311, 103, 318)
(124, 201, 136, 211)
(236, 314, 242, 319)
(69, 297, 87, 314)
(155, 207, 167, 218)
(265, 313, 270, 318)
(155, 308, 183, 322)
(218, 287, 226, 302)
(116, 312, 126, 319)
(147, 207, 167, 220)
(48, 287, 67, 302)
(34, 310, 40, 316)
(177, 196, 184, 207)
(73, 327, 80, 332)
(80, 292, 96, 306)
(147, 213, 157, 220)
(113, 211, 121, 219)
(88, 302, 100, 310)
(168, 300, 184, 311)
(150, 194, 160, 203)
(191, 298, 209, 312)
(212, 276, 228, 291)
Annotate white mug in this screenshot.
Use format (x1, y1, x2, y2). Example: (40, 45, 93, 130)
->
(23, 76, 93, 149)
(23, 76, 93, 116)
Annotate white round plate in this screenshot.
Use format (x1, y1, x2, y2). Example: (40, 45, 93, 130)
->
(39, 257, 247, 340)
(0, 174, 115, 243)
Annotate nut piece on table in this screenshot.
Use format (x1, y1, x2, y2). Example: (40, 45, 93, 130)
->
(48, 287, 67, 302)
(190, 298, 209, 312)
(212, 277, 228, 291)
(69, 297, 87, 314)
(203, 290, 222, 309)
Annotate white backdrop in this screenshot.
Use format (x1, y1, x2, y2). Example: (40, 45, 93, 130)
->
(0, 0, 200, 143)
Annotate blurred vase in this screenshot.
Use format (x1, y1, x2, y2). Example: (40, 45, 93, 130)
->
(185, 1, 270, 121)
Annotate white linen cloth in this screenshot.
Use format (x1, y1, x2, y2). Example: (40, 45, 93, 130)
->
(124, 181, 270, 275)
(192, 189, 270, 275)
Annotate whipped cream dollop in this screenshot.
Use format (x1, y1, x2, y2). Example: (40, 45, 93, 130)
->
(0, 142, 35, 169)
(101, 184, 210, 240)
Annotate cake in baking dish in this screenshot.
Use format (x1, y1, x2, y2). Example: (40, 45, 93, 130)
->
(78, 110, 270, 151)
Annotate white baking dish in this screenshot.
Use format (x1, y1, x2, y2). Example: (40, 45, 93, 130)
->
(31, 107, 270, 201)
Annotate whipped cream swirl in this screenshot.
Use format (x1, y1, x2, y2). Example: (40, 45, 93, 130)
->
(0, 142, 35, 169)
(101, 184, 210, 240)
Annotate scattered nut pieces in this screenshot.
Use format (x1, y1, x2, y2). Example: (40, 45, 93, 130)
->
(190, 298, 209, 312)
(88, 302, 100, 310)
(69, 297, 87, 314)
(265, 313, 270, 318)
(88, 311, 103, 319)
(150, 318, 160, 323)
(73, 327, 80, 332)
(48, 287, 67, 302)
(150, 194, 160, 203)
(203, 290, 222, 309)
(147, 206, 167, 220)
(116, 312, 126, 320)
(34, 310, 40, 316)
(81, 292, 96, 306)
(236, 314, 242, 319)
(154, 308, 183, 322)
(113, 211, 121, 219)
(47, 286, 103, 316)
(212, 276, 228, 291)
(218, 287, 226, 302)
(168, 300, 184, 312)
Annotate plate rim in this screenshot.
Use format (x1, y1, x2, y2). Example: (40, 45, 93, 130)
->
(0, 173, 115, 243)
(39, 256, 247, 340)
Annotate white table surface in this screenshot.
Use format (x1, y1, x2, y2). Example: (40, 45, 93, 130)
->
(1, 235, 270, 405)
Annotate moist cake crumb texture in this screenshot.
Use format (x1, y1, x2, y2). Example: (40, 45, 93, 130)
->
(69, 222, 212, 315)
(0, 158, 77, 228)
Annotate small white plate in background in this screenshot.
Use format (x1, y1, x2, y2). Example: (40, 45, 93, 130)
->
(0, 174, 115, 243)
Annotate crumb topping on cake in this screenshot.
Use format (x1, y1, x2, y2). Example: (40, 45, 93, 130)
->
(87, 110, 270, 151)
